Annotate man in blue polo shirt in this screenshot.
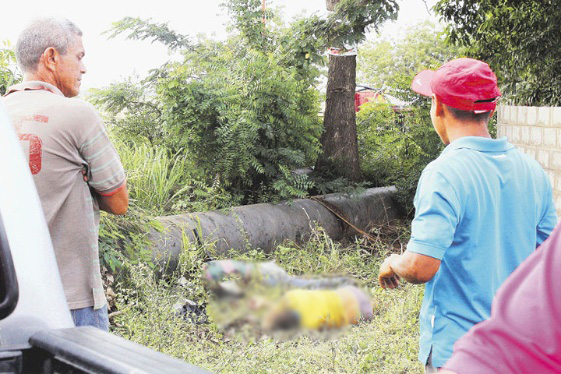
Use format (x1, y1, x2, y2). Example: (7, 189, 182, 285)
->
(377, 58, 557, 372)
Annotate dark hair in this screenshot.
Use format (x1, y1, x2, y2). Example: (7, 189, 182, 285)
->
(445, 105, 492, 123)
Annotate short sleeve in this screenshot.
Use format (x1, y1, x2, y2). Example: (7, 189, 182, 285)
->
(536, 177, 557, 246)
(406, 167, 461, 260)
(77, 104, 125, 195)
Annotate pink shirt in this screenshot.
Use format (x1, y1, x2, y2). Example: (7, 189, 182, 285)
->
(443, 224, 561, 373)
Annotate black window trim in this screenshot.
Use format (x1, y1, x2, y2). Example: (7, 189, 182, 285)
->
(0, 211, 19, 320)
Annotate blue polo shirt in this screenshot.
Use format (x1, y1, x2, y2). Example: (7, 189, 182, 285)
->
(407, 136, 557, 368)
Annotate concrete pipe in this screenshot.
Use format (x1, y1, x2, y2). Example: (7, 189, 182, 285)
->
(150, 186, 399, 271)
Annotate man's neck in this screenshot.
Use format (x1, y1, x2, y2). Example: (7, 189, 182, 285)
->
(446, 120, 491, 143)
(23, 71, 53, 86)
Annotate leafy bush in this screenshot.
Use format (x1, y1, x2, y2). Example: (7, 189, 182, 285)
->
(92, 11, 324, 204)
(156, 41, 322, 202)
(435, 0, 561, 106)
(0, 40, 21, 95)
(357, 102, 443, 215)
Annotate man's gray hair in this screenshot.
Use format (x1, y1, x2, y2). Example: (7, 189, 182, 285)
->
(16, 17, 82, 73)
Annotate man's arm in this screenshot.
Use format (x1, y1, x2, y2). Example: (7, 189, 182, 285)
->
(96, 183, 128, 215)
(378, 251, 441, 289)
(83, 167, 128, 215)
(536, 184, 557, 247)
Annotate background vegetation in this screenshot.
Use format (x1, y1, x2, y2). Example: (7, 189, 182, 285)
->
(91, 10, 459, 372)
(0, 40, 20, 95)
(357, 21, 462, 102)
(2, 0, 541, 371)
(355, 21, 460, 212)
(435, 0, 561, 106)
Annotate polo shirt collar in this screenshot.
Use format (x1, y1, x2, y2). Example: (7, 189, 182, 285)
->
(442, 136, 514, 155)
(4, 81, 64, 97)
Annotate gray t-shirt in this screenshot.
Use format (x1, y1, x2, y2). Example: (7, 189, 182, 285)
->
(3, 81, 126, 310)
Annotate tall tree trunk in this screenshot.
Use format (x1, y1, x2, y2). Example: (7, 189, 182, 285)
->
(316, 54, 360, 180)
(316, 0, 361, 181)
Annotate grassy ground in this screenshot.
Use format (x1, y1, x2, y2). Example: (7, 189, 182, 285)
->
(110, 220, 425, 373)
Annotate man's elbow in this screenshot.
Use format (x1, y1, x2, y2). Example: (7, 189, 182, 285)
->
(395, 254, 440, 284)
(402, 270, 436, 284)
(109, 194, 129, 215)
(109, 202, 128, 215)
(398, 255, 440, 284)
(99, 186, 129, 215)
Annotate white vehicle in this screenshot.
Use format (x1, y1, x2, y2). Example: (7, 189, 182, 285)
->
(0, 105, 205, 373)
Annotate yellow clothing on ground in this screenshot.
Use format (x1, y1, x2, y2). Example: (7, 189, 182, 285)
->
(284, 289, 347, 329)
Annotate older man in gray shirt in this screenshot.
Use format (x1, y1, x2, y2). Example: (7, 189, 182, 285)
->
(2, 17, 128, 330)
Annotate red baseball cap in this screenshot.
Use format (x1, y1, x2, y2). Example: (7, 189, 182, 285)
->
(411, 58, 501, 112)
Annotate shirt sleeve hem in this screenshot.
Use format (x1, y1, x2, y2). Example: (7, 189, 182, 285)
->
(407, 240, 446, 260)
(97, 181, 126, 197)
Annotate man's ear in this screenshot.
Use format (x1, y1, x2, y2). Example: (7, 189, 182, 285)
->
(42, 47, 58, 72)
(433, 95, 445, 118)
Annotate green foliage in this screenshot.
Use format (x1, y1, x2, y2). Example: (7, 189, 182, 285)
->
(111, 261, 215, 354)
(0, 41, 21, 95)
(224, 0, 273, 49)
(105, 17, 192, 51)
(98, 207, 155, 273)
(435, 0, 561, 106)
(354, 21, 461, 212)
(227, 0, 399, 53)
(95, 1, 411, 203)
(116, 139, 234, 214)
(357, 21, 463, 101)
(357, 102, 443, 215)
(97, 12, 324, 203)
(160, 43, 322, 202)
(290, 0, 399, 51)
(323, 0, 399, 47)
(89, 77, 165, 146)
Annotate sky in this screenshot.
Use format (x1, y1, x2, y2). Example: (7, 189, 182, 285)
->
(0, 0, 438, 91)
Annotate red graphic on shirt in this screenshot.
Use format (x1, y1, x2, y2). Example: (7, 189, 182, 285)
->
(18, 134, 43, 174)
(33, 115, 49, 123)
(13, 114, 49, 175)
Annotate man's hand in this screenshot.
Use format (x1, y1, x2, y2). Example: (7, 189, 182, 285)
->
(378, 254, 401, 289)
(81, 165, 89, 183)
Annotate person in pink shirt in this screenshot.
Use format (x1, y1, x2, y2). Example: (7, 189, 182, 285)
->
(439, 224, 561, 373)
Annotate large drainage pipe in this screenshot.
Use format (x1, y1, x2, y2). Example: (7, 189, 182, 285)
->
(150, 186, 399, 271)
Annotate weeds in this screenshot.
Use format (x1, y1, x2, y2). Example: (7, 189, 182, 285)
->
(116, 140, 234, 216)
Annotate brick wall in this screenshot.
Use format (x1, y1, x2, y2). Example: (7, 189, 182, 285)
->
(496, 105, 561, 214)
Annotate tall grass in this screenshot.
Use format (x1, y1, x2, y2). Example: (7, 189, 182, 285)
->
(118, 141, 191, 214)
(113, 140, 233, 216)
